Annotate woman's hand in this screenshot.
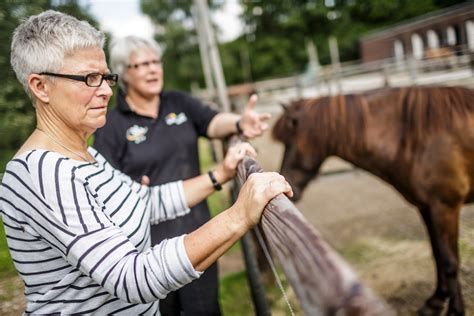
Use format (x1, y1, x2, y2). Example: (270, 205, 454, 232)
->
(214, 142, 256, 184)
(228, 172, 293, 230)
(183, 172, 292, 271)
(239, 94, 271, 139)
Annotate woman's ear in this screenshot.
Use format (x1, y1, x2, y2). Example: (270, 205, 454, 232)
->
(28, 74, 50, 104)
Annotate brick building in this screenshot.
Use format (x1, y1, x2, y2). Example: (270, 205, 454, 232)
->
(360, 2, 474, 63)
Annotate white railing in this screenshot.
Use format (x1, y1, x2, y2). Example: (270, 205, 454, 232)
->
(194, 47, 474, 110)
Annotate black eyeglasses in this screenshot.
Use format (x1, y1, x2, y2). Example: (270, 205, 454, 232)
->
(127, 59, 162, 70)
(39, 72, 118, 87)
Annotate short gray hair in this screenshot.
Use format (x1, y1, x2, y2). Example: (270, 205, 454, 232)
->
(10, 10, 105, 102)
(109, 36, 162, 93)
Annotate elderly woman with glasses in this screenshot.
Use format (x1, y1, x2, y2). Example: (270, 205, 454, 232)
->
(0, 10, 292, 315)
(93, 36, 271, 315)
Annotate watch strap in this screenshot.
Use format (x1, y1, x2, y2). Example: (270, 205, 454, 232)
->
(208, 170, 222, 191)
(236, 119, 243, 135)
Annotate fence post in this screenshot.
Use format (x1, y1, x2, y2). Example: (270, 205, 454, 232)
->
(230, 135, 392, 315)
(470, 51, 474, 75)
(231, 180, 271, 316)
(407, 56, 418, 85)
(382, 63, 390, 87)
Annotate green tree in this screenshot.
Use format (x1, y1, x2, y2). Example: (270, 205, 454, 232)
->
(141, 0, 224, 91)
(139, 0, 468, 90)
(0, 0, 100, 170)
(238, 0, 468, 80)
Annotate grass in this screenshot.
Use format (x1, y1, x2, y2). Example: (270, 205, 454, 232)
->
(0, 150, 15, 175)
(198, 139, 240, 257)
(199, 138, 268, 315)
(219, 268, 301, 315)
(0, 150, 17, 280)
(339, 241, 385, 265)
(459, 238, 474, 261)
(0, 219, 16, 279)
(219, 271, 255, 315)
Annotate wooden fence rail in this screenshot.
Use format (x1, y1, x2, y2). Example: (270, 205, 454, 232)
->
(234, 151, 393, 315)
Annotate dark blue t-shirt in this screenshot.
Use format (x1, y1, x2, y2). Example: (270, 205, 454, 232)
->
(94, 90, 219, 239)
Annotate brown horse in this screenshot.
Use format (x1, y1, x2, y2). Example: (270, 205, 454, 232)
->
(272, 86, 474, 316)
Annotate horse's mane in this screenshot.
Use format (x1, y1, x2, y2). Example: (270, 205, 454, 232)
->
(396, 86, 474, 149)
(302, 93, 368, 157)
(273, 86, 474, 157)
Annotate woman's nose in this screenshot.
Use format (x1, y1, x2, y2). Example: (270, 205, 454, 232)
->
(98, 79, 113, 97)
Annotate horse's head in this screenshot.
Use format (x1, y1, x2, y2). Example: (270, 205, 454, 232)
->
(272, 100, 323, 201)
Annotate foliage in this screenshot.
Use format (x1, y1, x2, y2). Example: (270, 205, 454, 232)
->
(0, 0, 101, 170)
(219, 271, 254, 315)
(140, 0, 468, 91)
(140, 0, 223, 90)
(0, 218, 16, 279)
(239, 0, 467, 78)
(197, 138, 232, 217)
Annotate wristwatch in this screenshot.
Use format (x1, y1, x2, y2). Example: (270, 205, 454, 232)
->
(236, 119, 243, 135)
(208, 170, 222, 191)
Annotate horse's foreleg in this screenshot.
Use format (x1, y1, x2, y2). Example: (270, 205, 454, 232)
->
(418, 202, 464, 316)
(418, 206, 448, 316)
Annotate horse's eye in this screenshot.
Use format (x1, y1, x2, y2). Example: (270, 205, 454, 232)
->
(291, 118, 298, 127)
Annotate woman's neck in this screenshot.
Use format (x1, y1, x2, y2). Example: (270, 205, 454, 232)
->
(19, 107, 97, 163)
(126, 90, 160, 119)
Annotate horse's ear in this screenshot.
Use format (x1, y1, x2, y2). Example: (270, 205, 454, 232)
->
(280, 102, 288, 112)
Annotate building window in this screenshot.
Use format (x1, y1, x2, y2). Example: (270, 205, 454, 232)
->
(466, 20, 474, 51)
(446, 26, 457, 46)
(411, 33, 424, 59)
(394, 39, 405, 62)
(427, 30, 440, 49)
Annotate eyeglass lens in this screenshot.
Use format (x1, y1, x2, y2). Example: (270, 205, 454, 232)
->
(86, 73, 117, 87)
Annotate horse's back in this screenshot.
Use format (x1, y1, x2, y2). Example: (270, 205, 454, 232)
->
(362, 86, 474, 206)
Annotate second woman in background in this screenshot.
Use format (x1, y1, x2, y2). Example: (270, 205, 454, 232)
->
(94, 36, 271, 315)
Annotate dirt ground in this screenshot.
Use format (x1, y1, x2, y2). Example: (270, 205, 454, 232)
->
(291, 167, 474, 315)
(247, 117, 474, 315)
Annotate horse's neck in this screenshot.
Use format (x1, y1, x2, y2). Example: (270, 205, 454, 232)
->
(325, 129, 362, 163)
(325, 124, 382, 176)
(330, 133, 397, 187)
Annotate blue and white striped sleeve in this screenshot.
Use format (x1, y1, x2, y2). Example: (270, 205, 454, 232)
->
(4, 154, 200, 303)
(90, 148, 191, 224)
(115, 171, 191, 224)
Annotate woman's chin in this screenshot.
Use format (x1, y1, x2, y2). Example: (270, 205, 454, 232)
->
(88, 117, 107, 131)
(144, 83, 162, 95)
(96, 117, 107, 128)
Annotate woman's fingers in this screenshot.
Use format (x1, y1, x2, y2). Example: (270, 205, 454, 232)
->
(220, 143, 257, 181)
(227, 142, 256, 163)
(238, 142, 257, 158)
(248, 172, 293, 206)
(231, 172, 293, 228)
(140, 175, 150, 186)
(265, 175, 293, 200)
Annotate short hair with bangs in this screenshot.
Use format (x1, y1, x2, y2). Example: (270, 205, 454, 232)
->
(109, 36, 162, 93)
(10, 10, 105, 103)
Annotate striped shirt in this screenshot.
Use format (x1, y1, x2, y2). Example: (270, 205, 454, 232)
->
(0, 148, 201, 315)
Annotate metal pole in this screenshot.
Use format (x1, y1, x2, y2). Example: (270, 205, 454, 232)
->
(231, 181, 271, 316)
(329, 36, 342, 94)
(306, 39, 321, 85)
(407, 55, 418, 85)
(240, 46, 253, 83)
(194, 0, 231, 112)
